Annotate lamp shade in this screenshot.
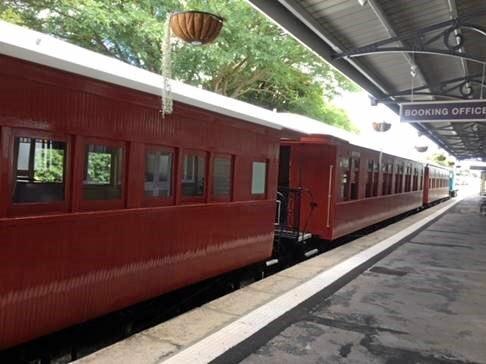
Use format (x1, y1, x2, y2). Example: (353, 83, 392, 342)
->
(415, 145, 428, 153)
(170, 11, 223, 45)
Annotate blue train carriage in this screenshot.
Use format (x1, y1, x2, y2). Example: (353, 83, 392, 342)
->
(480, 171, 486, 196)
(449, 169, 458, 197)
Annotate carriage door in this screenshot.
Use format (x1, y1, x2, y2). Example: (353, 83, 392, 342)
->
(350, 152, 360, 200)
(278, 145, 290, 189)
(276, 145, 291, 228)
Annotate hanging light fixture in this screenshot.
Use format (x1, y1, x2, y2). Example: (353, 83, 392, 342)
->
(415, 145, 428, 153)
(372, 121, 391, 132)
(170, 11, 224, 45)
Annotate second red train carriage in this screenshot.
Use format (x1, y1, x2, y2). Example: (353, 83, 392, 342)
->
(274, 114, 450, 241)
(278, 136, 424, 240)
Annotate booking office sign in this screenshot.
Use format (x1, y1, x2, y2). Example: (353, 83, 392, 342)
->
(400, 100, 486, 123)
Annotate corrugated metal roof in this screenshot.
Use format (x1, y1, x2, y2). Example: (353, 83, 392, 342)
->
(249, 0, 486, 160)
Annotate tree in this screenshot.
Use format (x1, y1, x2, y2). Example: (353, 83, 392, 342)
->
(34, 148, 64, 182)
(428, 153, 454, 167)
(1, 0, 359, 131)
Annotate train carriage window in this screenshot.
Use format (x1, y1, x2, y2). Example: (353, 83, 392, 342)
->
(387, 163, 393, 194)
(182, 152, 206, 197)
(251, 161, 267, 195)
(381, 163, 387, 195)
(395, 162, 404, 193)
(373, 161, 379, 196)
(213, 156, 232, 198)
(145, 148, 173, 198)
(404, 163, 412, 192)
(382, 162, 393, 195)
(419, 169, 423, 190)
(365, 160, 373, 198)
(13, 137, 66, 203)
(339, 157, 350, 201)
(412, 167, 418, 191)
(83, 144, 123, 200)
(350, 153, 360, 200)
(366, 160, 379, 198)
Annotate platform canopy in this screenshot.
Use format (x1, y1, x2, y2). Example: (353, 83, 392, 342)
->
(248, 0, 486, 160)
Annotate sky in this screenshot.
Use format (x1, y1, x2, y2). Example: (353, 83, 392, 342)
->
(334, 90, 446, 162)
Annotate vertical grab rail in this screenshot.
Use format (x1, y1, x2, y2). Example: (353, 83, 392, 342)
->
(275, 192, 283, 225)
(326, 165, 333, 228)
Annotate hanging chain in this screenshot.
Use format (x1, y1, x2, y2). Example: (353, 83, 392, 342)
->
(161, 16, 173, 117)
(410, 47, 416, 103)
(481, 63, 486, 99)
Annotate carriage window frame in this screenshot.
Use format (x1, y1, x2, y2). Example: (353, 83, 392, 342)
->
(372, 160, 379, 197)
(251, 160, 268, 199)
(404, 163, 412, 192)
(365, 160, 374, 198)
(412, 166, 418, 191)
(79, 137, 126, 211)
(395, 161, 404, 194)
(143, 144, 175, 206)
(338, 156, 351, 202)
(8, 129, 70, 216)
(180, 149, 207, 203)
(350, 153, 360, 200)
(211, 154, 233, 202)
(382, 161, 393, 195)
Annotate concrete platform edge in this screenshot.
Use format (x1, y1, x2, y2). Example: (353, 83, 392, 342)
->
(162, 198, 461, 364)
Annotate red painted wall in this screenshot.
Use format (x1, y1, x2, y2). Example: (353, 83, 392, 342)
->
(0, 55, 279, 348)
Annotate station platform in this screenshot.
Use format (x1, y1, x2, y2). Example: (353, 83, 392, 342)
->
(77, 195, 486, 364)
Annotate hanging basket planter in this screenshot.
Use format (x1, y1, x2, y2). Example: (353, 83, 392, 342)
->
(436, 154, 446, 162)
(160, 10, 223, 117)
(372, 121, 391, 132)
(415, 145, 428, 153)
(170, 11, 224, 45)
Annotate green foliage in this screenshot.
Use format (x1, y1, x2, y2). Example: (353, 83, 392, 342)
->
(87, 152, 111, 184)
(34, 148, 64, 182)
(1, 0, 358, 131)
(428, 153, 453, 167)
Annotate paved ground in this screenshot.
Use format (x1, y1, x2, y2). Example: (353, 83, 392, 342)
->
(233, 196, 486, 364)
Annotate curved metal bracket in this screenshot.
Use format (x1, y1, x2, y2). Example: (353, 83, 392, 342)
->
(336, 48, 486, 64)
(333, 14, 486, 65)
(373, 73, 486, 104)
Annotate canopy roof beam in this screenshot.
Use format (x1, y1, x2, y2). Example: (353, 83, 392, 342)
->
(333, 12, 486, 65)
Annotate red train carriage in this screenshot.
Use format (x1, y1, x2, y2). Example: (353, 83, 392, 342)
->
(278, 135, 425, 240)
(273, 113, 429, 241)
(0, 22, 282, 349)
(423, 164, 450, 205)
